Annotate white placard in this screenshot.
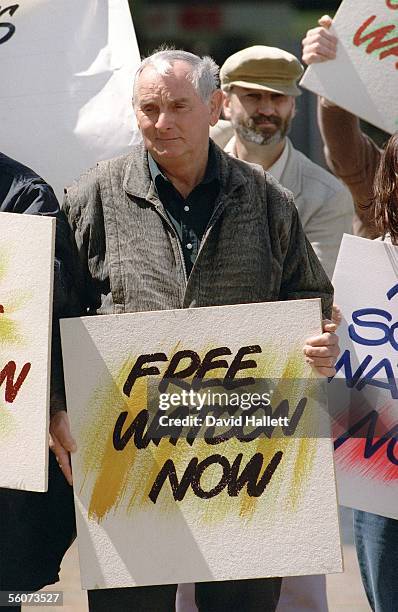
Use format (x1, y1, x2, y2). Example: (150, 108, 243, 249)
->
(0, 1, 141, 200)
(331, 234, 398, 519)
(61, 299, 342, 589)
(0, 212, 55, 491)
(300, 0, 398, 134)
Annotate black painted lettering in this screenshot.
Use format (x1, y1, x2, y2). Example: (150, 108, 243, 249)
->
(123, 353, 167, 397)
(228, 451, 283, 496)
(192, 346, 232, 390)
(159, 349, 201, 393)
(224, 345, 261, 389)
(0, 5, 19, 45)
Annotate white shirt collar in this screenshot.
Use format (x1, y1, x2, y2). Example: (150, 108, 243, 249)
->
(224, 136, 289, 182)
(266, 141, 289, 182)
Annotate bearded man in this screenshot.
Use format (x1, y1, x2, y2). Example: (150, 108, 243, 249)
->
(197, 44, 352, 612)
(210, 45, 353, 281)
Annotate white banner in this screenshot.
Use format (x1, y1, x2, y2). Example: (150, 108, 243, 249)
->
(0, 212, 55, 492)
(331, 234, 398, 519)
(0, 1, 141, 200)
(301, 0, 398, 134)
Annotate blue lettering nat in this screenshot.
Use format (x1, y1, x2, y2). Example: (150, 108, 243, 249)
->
(331, 284, 398, 399)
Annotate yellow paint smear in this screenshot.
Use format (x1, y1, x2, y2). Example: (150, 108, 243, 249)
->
(84, 362, 147, 521)
(0, 403, 16, 438)
(83, 348, 320, 524)
(0, 312, 21, 345)
(0, 249, 9, 282)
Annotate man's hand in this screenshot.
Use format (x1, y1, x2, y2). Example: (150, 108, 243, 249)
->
(302, 15, 337, 65)
(303, 319, 340, 377)
(49, 410, 76, 486)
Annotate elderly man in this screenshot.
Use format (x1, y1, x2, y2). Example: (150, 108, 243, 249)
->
(211, 45, 353, 281)
(53, 48, 339, 612)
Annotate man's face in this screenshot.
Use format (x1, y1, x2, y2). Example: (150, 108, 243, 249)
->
(223, 86, 296, 146)
(134, 61, 222, 164)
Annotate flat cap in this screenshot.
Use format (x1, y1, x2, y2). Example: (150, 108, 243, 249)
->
(220, 45, 304, 97)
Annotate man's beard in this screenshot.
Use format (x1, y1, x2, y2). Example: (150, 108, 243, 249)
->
(232, 113, 293, 146)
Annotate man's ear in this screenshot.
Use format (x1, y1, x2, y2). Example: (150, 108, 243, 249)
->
(209, 89, 224, 126)
(222, 92, 232, 121)
(291, 97, 297, 120)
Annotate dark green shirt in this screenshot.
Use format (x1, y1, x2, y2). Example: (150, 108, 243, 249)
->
(148, 143, 220, 275)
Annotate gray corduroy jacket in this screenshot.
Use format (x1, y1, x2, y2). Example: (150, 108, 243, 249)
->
(52, 141, 333, 411)
(62, 142, 332, 315)
(55, 143, 333, 411)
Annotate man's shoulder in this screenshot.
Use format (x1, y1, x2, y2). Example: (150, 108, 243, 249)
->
(0, 152, 45, 187)
(211, 139, 295, 217)
(64, 146, 145, 208)
(289, 143, 350, 197)
(216, 142, 288, 190)
(210, 120, 234, 149)
(0, 152, 59, 214)
(66, 150, 136, 190)
(215, 144, 296, 226)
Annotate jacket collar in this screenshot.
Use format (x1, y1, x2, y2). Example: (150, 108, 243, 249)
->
(122, 141, 248, 203)
(123, 143, 154, 202)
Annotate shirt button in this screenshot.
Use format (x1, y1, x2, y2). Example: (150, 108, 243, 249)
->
(186, 243, 193, 250)
(184, 205, 190, 212)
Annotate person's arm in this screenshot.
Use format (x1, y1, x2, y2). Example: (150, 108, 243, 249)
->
(48, 183, 95, 485)
(4, 172, 59, 216)
(49, 169, 106, 484)
(318, 101, 381, 239)
(302, 15, 382, 239)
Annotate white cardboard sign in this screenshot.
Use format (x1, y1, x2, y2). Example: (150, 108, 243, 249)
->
(0, 212, 55, 492)
(300, 0, 398, 134)
(0, 1, 141, 200)
(331, 234, 398, 519)
(61, 300, 342, 589)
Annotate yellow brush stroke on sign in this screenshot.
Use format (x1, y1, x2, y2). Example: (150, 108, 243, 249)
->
(0, 311, 21, 345)
(85, 363, 147, 521)
(82, 349, 320, 524)
(0, 249, 9, 282)
(0, 253, 32, 346)
(0, 404, 16, 438)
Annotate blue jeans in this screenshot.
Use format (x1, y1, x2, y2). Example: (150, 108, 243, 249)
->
(354, 510, 398, 611)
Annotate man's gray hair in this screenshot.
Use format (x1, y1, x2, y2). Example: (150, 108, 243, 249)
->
(133, 48, 220, 104)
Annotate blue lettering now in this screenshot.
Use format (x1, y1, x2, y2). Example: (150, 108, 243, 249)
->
(334, 410, 398, 466)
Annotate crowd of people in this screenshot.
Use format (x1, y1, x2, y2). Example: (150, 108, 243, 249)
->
(1, 12, 397, 612)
